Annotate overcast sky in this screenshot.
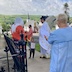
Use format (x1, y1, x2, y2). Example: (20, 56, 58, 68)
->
(0, 0, 72, 16)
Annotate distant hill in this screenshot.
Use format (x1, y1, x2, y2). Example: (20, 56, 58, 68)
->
(0, 15, 41, 25)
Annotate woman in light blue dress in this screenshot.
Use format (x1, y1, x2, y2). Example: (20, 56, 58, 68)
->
(48, 14, 72, 72)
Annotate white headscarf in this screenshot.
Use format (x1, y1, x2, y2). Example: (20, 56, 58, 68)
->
(13, 17, 24, 32)
(15, 17, 24, 26)
(11, 24, 15, 33)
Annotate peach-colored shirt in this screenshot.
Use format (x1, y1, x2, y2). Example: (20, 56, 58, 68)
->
(27, 28, 33, 41)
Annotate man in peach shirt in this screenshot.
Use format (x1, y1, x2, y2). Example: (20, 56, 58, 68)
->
(27, 25, 33, 49)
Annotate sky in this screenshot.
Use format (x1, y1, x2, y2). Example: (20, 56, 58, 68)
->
(0, 0, 72, 16)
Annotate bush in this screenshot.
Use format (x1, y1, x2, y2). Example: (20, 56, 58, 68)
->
(1, 23, 10, 31)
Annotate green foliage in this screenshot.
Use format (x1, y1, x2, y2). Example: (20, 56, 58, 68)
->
(69, 17, 72, 23)
(24, 20, 26, 24)
(1, 23, 7, 31)
(0, 14, 41, 24)
(35, 44, 40, 52)
(1, 23, 10, 31)
(64, 3, 68, 8)
(30, 15, 41, 21)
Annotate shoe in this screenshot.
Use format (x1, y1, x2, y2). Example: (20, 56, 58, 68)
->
(45, 55, 50, 59)
(32, 57, 34, 58)
(43, 56, 46, 58)
(40, 56, 43, 58)
(29, 49, 30, 50)
(40, 54, 46, 58)
(28, 57, 31, 59)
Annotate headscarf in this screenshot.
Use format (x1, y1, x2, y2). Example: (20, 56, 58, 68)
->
(14, 17, 24, 32)
(11, 24, 15, 33)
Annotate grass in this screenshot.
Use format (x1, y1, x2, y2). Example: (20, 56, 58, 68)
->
(35, 43, 40, 52)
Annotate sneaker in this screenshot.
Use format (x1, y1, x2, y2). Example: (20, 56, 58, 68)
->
(32, 57, 34, 58)
(45, 55, 50, 59)
(28, 57, 31, 59)
(40, 56, 43, 58)
(29, 49, 30, 50)
(43, 56, 46, 58)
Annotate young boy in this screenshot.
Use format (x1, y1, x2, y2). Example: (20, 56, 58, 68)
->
(29, 37, 35, 58)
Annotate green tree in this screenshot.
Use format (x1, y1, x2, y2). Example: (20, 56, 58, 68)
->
(1, 23, 7, 31)
(24, 20, 26, 24)
(64, 3, 69, 23)
(1, 23, 10, 31)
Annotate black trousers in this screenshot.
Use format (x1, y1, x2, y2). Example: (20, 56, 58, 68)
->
(30, 49, 35, 58)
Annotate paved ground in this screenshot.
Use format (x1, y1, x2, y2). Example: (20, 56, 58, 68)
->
(27, 48, 50, 72)
(0, 34, 50, 72)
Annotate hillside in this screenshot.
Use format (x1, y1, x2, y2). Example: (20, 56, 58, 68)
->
(0, 15, 41, 25)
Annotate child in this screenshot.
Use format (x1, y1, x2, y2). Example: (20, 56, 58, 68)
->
(29, 37, 35, 58)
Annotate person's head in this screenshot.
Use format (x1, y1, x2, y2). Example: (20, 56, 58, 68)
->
(56, 14, 68, 28)
(40, 16, 46, 23)
(31, 37, 34, 42)
(14, 17, 24, 27)
(29, 25, 32, 29)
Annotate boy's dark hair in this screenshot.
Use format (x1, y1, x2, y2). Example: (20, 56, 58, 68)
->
(29, 25, 32, 28)
(31, 37, 34, 41)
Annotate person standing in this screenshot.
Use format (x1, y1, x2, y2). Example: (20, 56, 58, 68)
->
(34, 22, 38, 33)
(11, 17, 25, 41)
(27, 25, 33, 49)
(39, 16, 51, 59)
(29, 37, 35, 59)
(48, 14, 72, 72)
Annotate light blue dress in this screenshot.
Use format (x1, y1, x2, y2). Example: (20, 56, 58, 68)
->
(48, 27, 72, 72)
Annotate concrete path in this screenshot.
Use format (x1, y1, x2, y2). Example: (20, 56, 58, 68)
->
(27, 46, 50, 72)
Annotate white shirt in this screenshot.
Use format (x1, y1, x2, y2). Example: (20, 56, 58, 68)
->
(31, 42, 35, 49)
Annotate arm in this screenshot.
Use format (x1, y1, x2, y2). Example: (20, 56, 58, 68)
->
(27, 37, 31, 42)
(44, 23, 50, 41)
(44, 35, 48, 40)
(43, 22, 50, 39)
(48, 33, 56, 44)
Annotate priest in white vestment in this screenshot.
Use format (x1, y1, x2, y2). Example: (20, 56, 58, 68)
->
(39, 16, 51, 58)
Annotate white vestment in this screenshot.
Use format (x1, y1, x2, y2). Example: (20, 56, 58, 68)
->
(39, 21, 51, 57)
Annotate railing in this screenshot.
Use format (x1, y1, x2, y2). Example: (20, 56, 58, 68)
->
(0, 33, 28, 72)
